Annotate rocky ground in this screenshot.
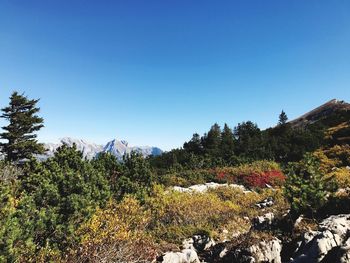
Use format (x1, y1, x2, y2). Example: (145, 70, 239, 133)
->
(157, 186, 350, 263)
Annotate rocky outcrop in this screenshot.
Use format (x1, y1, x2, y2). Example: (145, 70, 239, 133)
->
(159, 249, 200, 263)
(291, 214, 350, 263)
(172, 182, 251, 193)
(248, 238, 282, 263)
(202, 236, 282, 263)
(158, 234, 214, 263)
(159, 214, 350, 263)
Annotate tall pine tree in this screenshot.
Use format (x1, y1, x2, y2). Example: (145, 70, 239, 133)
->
(203, 123, 221, 156)
(278, 110, 288, 125)
(183, 133, 203, 154)
(220, 123, 235, 160)
(0, 92, 44, 162)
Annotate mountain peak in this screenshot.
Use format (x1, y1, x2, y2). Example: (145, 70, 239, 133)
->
(41, 137, 162, 161)
(289, 99, 350, 128)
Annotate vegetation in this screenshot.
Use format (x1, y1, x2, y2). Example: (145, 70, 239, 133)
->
(0, 91, 349, 262)
(284, 154, 337, 218)
(0, 92, 45, 162)
(150, 113, 325, 171)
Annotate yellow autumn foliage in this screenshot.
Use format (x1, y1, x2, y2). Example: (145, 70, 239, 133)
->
(313, 145, 350, 188)
(71, 184, 289, 262)
(73, 196, 156, 262)
(79, 196, 151, 244)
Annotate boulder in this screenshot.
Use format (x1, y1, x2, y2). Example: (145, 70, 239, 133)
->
(252, 212, 275, 230)
(182, 234, 215, 251)
(338, 237, 350, 263)
(217, 237, 282, 263)
(159, 249, 200, 263)
(248, 238, 282, 263)
(292, 214, 350, 263)
(255, 197, 274, 209)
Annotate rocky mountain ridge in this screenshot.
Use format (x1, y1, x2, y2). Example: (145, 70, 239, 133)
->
(38, 137, 162, 160)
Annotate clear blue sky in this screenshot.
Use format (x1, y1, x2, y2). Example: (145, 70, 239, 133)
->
(0, 1, 349, 150)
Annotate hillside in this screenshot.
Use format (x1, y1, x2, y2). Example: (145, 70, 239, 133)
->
(289, 99, 350, 128)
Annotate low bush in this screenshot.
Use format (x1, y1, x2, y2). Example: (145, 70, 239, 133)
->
(284, 154, 337, 218)
(159, 169, 215, 187)
(215, 160, 285, 188)
(145, 185, 244, 243)
(73, 196, 157, 263)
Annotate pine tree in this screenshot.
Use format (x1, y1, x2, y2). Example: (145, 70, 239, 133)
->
(278, 110, 288, 125)
(203, 123, 221, 156)
(0, 92, 45, 162)
(183, 133, 203, 154)
(234, 121, 263, 159)
(220, 123, 235, 160)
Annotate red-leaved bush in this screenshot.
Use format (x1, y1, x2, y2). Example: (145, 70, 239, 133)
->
(215, 161, 286, 188)
(243, 170, 285, 188)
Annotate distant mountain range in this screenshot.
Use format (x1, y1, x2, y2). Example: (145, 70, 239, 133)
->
(37, 137, 163, 160)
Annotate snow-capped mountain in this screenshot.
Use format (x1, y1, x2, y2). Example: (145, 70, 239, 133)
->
(39, 137, 162, 160)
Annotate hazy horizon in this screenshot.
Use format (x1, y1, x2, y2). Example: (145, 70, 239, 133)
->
(1, 1, 350, 150)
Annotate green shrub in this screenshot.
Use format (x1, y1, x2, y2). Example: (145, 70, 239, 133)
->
(5, 145, 113, 261)
(284, 154, 337, 218)
(116, 152, 155, 202)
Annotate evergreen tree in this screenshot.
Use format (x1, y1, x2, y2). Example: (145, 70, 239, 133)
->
(278, 110, 288, 125)
(0, 92, 44, 162)
(202, 123, 221, 156)
(183, 133, 203, 154)
(220, 123, 235, 160)
(234, 121, 264, 159)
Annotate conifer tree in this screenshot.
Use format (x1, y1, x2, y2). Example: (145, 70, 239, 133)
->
(183, 133, 203, 154)
(0, 92, 44, 162)
(220, 123, 235, 160)
(278, 110, 288, 125)
(203, 123, 221, 155)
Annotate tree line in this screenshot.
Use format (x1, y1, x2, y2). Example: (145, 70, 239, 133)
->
(150, 112, 325, 170)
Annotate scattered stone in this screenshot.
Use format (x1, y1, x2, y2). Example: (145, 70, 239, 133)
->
(338, 238, 350, 263)
(159, 249, 200, 263)
(219, 247, 228, 258)
(294, 215, 305, 229)
(182, 238, 195, 251)
(172, 182, 249, 193)
(182, 234, 215, 251)
(252, 212, 275, 230)
(337, 187, 350, 195)
(255, 197, 274, 209)
(265, 183, 274, 189)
